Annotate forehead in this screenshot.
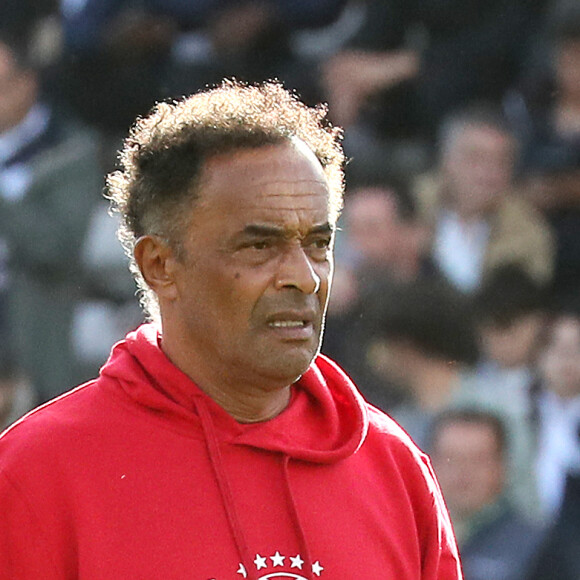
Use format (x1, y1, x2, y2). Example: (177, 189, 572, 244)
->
(451, 125, 512, 152)
(195, 142, 332, 230)
(435, 421, 499, 453)
(549, 318, 580, 346)
(347, 189, 398, 219)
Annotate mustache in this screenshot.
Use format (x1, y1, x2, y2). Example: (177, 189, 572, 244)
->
(258, 293, 321, 312)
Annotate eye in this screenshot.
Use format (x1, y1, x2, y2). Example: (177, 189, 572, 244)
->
(309, 237, 332, 250)
(305, 236, 332, 261)
(313, 238, 331, 249)
(251, 239, 272, 250)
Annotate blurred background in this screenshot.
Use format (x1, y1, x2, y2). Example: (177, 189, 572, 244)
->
(1, 1, 580, 578)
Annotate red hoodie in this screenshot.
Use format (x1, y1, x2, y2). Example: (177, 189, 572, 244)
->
(0, 324, 462, 579)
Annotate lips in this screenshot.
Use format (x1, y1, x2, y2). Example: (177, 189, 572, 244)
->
(266, 310, 315, 325)
(269, 320, 307, 328)
(265, 311, 317, 339)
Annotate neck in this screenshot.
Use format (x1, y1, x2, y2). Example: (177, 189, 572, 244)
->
(160, 332, 293, 423)
(201, 379, 292, 423)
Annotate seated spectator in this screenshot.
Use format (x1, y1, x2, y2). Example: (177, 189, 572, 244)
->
(72, 199, 143, 384)
(429, 409, 545, 580)
(528, 470, 580, 580)
(473, 265, 547, 384)
(322, 0, 543, 177)
(457, 265, 548, 518)
(532, 309, 580, 519)
(322, 174, 434, 411)
(336, 173, 433, 283)
(509, 0, 580, 309)
(370, 279, 479, 448)
(59, 0, 347, 135)
(0, 28, 105, 402)
(413, 103, 555, 293)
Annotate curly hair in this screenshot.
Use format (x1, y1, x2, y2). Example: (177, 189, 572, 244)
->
(106, 79, 345, 321)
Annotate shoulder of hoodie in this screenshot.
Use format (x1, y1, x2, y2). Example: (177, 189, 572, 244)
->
(364, 401, 426, 458)
(0, 380, 106, 466)
(359, 403, 445, 507)
(313, 353, 428, 466)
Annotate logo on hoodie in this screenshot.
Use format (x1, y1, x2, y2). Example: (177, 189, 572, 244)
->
(235, 552, 324, 578)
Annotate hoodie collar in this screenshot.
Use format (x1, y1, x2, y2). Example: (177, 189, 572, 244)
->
(100, 323, 368, 463)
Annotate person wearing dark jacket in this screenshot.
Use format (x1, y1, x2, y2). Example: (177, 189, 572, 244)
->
(527, 471, 580, 580)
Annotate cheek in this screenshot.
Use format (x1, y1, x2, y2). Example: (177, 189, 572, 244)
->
(225, 268, 274, 316)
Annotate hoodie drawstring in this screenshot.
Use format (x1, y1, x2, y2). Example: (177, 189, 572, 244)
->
(281, 455, 313, 577)
(196, 399, 314, 580)
(197, 399, 256, 579)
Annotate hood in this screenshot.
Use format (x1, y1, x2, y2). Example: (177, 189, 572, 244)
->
(100, 323, 369, 464)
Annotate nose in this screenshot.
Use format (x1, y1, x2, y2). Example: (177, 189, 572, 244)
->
(274, 244, 321, 294)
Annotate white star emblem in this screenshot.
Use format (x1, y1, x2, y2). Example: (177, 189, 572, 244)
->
(290, 554, 304, 569)
(237, 563, 247, 577)
(271, 551, 285, 567)
(312, 561, 324, 576)
(254, 554, 267, 570)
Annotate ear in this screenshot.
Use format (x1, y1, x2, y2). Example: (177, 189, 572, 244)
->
(134, 235, 179, 301)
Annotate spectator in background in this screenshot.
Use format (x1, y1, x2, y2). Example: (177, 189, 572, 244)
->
(72, 200, 143, 384)
(456, 265, 548, 519)
(511, 0, 580, 309)
(323, 174, 434, 411)
(528, 469, 580, 580)
(371, 279, 479, 449)
(413, 104, 555, 293)
(0, 28, 104, 403)
(472, 265, 547, 392)
(59, 0, 347, 136)
(429, 409, 545, 580)
(322, 0, 545, 177)
(532, 310, 580, 520)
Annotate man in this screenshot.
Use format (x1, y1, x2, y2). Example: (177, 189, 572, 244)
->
(429, 409, 544, 580)
(533, 311, 580, 519)
(374, 278, 479, 449)
(460, 265, 547, 519)
(0, 80, 461, 578)
(414, 104, 554, 293)
(0, 29, 104, 403)
(323, 176, 434, 411)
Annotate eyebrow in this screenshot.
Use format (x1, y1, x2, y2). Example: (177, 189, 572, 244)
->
(241, 222, 335, 238)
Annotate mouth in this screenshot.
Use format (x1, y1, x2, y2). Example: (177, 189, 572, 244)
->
(265, 312, 317, 340)
(268, 320, 309, 328)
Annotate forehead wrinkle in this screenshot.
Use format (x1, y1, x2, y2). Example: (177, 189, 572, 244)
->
(258, 190, 328, 198)
(241, 203, 331, 222)
(240, 220, 334, 242)
(246, 177, 328, 185)
(238, 190, 331, 211)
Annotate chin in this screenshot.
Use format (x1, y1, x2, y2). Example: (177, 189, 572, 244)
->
(260, 348, 317, 386)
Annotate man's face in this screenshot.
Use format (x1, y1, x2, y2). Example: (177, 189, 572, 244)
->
(165, 141, 335, 388)
(345, 187, 401, 265)
(431, 420, 504, 519)
(479, 312, 545, 369)
(538, 316, 580, 399)
(442, 125, 515, 218)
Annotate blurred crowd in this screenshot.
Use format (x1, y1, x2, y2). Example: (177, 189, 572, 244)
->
(1, 1, 580, 578)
